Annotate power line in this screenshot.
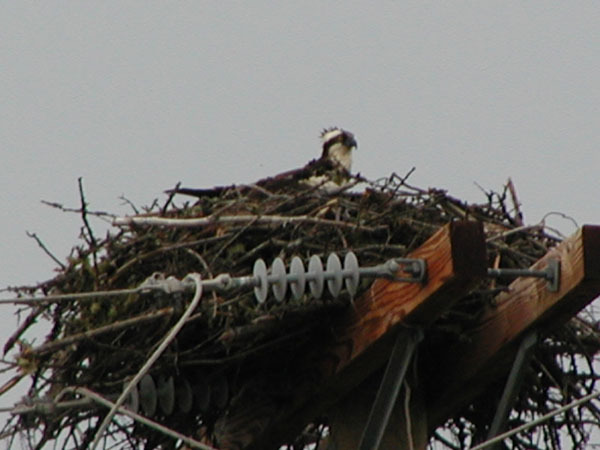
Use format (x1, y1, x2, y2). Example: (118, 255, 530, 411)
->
(90, 273, 204, 450)
(55, 386, 214, 450)
(471, 390, 600, 450)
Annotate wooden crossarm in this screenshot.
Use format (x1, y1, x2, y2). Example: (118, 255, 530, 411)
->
(214, 221, 487, 449)
(311, 220, 487, 399)
(426, 225, 600, 430)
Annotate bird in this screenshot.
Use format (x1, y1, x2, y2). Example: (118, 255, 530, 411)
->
(167, 127, 358, 198)
(301, 127, 357, 191)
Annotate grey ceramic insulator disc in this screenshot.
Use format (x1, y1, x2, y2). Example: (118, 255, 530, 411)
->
(271, 257, 287, 302)
(344, 251, 360, 297)
(308, 255, 324, 299)
(289, 256, 306, 300)
(327, 253, 343, 298)
(176, 376, 193, 413)
(157, 375, 175, 415)
(139, 374, 157, 417)
(253, 258, 268, 303)
(122, 380, 139, 413)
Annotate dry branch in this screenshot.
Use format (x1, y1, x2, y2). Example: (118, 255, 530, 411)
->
(30, 307, 174, 355)
(113, 213, 384, 232)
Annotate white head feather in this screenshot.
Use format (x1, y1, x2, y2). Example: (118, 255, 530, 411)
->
(320, 127, 357, 172)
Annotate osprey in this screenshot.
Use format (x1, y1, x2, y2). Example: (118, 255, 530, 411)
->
(168, 127, 357, 198)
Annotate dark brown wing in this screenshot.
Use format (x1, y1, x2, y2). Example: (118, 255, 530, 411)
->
(254, 157, 339, 190)
(164, 185, 232, 198)
(166, 158, 341, 199)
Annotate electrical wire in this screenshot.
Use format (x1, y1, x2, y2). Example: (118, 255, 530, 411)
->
(471, 390, 600, 450)
(0, 253, 424, 307)
(90, 273, 204, 450)
(55, 386, 214, 450)
(0, 286, 151, 305)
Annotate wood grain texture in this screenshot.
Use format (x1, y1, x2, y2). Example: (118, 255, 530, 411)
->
(426, 225, 600, 430)
(225, 221, 487, 449)
(314, 221, 487, 386)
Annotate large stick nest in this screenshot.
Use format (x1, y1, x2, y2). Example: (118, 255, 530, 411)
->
(2, 172, 599, 449)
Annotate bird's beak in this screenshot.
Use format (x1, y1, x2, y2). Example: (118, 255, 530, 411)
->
(346, 136, 358, 150)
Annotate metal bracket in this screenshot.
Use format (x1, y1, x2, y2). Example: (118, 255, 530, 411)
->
(358, 327, 424, 450)
(487, 259, 560, 292)
(486, 331, 538, 447)
(393, 258, 428, 284)
(357, 257, 427, 284)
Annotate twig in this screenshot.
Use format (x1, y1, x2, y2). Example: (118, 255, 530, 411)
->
(217, 316, 280, 344)
(387, 167, 422, 194)
(507, 178, 524, 226)
(211, 217, 259, 265)
(119, 195, 139, 215)
(487, 240, 540, 264)
(486, 224, 544, 243)
(113, 213, 383, 232)
(182, 326, 313, 367)
(541, 211, 579, 237)
(233, 239, 273, 267)
(41, 200, 116, 220)
(184, 248, 214, 277)
(29, 307, 174, 355)
(3, 306, 43, 355)
(0, 374, 24, 396)
(25, 231, 65, 270)
(108, 234, 231, 284)
(161, 181, 181, 215)
(78, 177, 98, 249)
(351, 244, 407, 254)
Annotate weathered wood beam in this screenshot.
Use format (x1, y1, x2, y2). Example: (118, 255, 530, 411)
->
(306, 221, 487, 404)
(426, 225, 600, 430)
(214, 221, 487, 449)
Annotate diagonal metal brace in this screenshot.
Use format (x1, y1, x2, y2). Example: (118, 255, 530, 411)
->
(359, 327, 424, 450)
(486, 331, 538, 447)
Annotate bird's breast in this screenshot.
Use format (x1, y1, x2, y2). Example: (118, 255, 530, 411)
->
(327, 144, 353, 172)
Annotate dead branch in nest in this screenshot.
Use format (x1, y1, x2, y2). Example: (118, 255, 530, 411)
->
(3, 306, 44, 355)
(25, 231, 65, 270)
(77, 178, 97, 249)
(40, 201, 116, 220)
(29, 307, 174, 355)
(113, 213, 386, 232)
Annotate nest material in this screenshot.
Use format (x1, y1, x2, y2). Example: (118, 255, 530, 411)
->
(2, 172, 599, 449)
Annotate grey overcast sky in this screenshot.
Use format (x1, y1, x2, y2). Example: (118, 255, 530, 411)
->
(2, 2, 599, 288)
(0, 0, 599, 439)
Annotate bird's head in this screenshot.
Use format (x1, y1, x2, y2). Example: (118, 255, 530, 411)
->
(320, 127, 357, 172)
